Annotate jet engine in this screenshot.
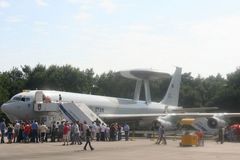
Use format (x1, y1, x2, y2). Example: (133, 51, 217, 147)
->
(207, 117, 226, 129)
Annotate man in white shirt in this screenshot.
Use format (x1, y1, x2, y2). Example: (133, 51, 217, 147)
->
(13, 121, 20, 143)
(39, 123, 48, 143)
(123, 123, 130, 141)
(100, 123, 106, 141)
(90, 122, 97, 140)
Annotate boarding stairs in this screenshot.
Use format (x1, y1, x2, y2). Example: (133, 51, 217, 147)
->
(58, 102, 106, 125)
(33, 100, 106, 125)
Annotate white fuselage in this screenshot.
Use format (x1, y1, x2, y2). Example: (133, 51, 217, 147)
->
(1, 90, 181, 126)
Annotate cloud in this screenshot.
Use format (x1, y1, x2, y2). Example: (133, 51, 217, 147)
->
(5, 15, 24, 23)
(67, 0, 116, 14)
(170, 15, 240, 77)
(75, 12, 91, 22)
(67, 24, 178, 74)
(36, 0, 48, 7)
(67, 0, 95, 4)
(127, 24, 153, 32)
(100, 0, 116, 14)
(0, 0, 10, 8)
(33, 21, 49, 34)
(189, 15, 240, 54)
(56, 25, 69, 31)
(70, 15, 240, 77)
(34, 21, 48, 26)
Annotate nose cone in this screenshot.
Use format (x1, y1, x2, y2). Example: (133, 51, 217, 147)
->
(1, 103, 7, 113)
(1, 102, 18, 122)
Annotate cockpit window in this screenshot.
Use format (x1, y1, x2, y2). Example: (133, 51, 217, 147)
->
(10, 96, 31, 102)
(12, 96, 22, 101)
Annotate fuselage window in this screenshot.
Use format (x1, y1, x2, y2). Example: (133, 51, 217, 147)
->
(21, 97, 31, 102)
(25, 97, 31, 102)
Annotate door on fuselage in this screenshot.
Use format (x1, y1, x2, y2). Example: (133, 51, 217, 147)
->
(34, 91, 44, 111)
(35, 91, 44, 103)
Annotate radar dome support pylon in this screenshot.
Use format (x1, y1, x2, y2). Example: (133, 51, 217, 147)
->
(134, 80, 142, 101)
(119, 69, 170, 104)
(133, 80, 151, 104)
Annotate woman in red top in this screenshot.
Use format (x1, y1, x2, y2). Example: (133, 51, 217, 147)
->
(24, 123, 31, 143)
(63, 122, 70, 145)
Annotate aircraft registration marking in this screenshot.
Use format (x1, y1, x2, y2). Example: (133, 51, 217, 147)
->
(95, 107, 104, 113)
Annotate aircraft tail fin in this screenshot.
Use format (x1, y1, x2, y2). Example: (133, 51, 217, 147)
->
(160, 67, 182, 106)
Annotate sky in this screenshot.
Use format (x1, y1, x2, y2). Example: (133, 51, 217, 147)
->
(0, 0, 240, 77)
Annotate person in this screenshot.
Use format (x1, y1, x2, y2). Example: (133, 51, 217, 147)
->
(123, 123, 130, 141)
(7, 124, 14, 143)
(83, 127, 94, 151)
(110, 124, 116, 141)
(82, 121, 88, 140)
(118, 124, 122, 141)
(95, 118, 101, 126)
(58, 121, 64, 142)
(13, 121, 20, 143)
(17, 123, 24, 143)
(100, 123, 106, 141)
(0, 119, 6, 143)
(71, 121, 82, 145)
(63, 122, 70, 145)
(31, 120, 39, 143)
(70, 122, 74, 144)
(105, 125, 110, 141)
(39, 123, 48, 143)
(217, 127, 225, 144)
(156, 124, 167, 145)
(195, 130, 204, 146)
(95, 124, 100, 141)
(23, 122, 31, 143)
(55, 121, 59, 141)
(59, 94, 62, 102)
(76, 121, 82, 145)
(51, 121, 57, 142)
(90, 121, 97, 140)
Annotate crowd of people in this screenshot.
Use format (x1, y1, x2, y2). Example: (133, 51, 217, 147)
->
(0, 118, 131, 150)
(3, 117, 240, 150)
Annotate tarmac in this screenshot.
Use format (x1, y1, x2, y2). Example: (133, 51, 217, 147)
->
(0, 138, 240, 160)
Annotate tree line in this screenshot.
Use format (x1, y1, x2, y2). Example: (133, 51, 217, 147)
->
(1, 64, 240, 120)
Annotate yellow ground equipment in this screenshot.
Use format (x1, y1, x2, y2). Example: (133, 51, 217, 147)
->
(180, 118, 195, 125)
(179, 118, 199, 147)
(180, 134, 198, 146)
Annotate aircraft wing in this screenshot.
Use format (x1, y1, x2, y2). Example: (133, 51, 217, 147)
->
(99, 113, 162, 120)
(174, 107, 219, 112)
(99, 112, 240, 120)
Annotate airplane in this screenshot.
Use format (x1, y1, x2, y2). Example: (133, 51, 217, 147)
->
(1, 67, 240, 134)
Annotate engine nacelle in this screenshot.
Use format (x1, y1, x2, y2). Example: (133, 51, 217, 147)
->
(207, 117, 226, 129)
(156, 117, 173, 129)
